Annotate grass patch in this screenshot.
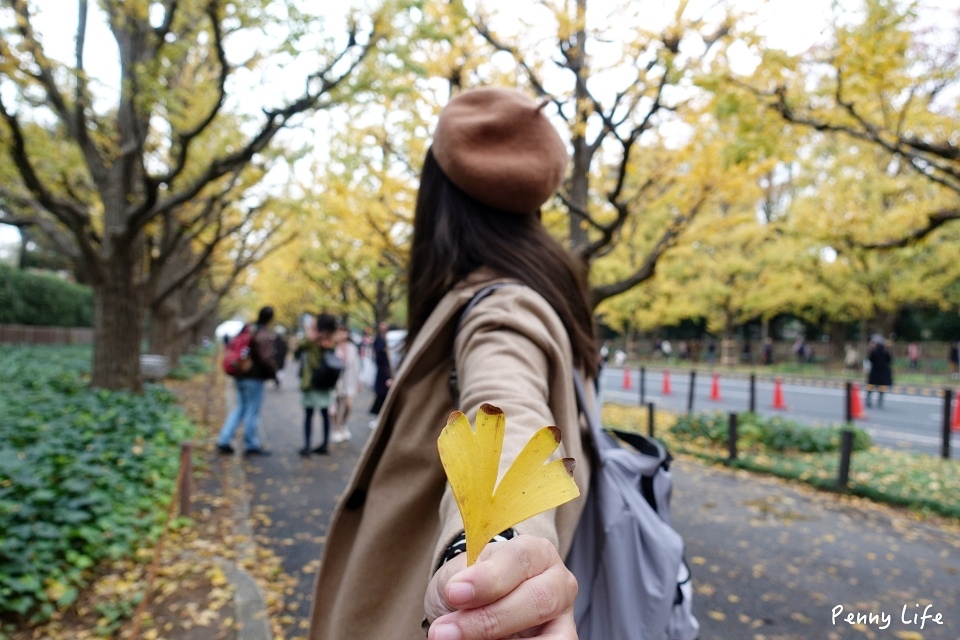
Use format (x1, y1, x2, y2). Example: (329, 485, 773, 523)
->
(602, 403, 960, 521)
(0, 344, 195, 624)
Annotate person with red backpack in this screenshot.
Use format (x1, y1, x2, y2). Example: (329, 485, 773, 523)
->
(217, 306, 279, 456)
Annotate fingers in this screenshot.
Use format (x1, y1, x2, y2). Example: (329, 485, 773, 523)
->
(427, 536, 578, 640)
(424, 553, 467, 623)
(451, 535, 564, 608)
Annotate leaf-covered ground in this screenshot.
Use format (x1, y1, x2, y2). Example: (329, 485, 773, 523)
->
(602, 403, 960, 520)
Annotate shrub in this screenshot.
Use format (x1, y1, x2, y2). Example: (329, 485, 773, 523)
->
(671, 411, 871, 453)
(0, 345, 194, 620)
(0, 265, 93, 327)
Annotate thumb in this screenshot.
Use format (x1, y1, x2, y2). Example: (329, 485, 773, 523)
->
(423, 553, 467, 623)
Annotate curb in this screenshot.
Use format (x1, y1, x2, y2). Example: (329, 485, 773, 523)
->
(221, 382, 273, 640)
(218, 556, 271, 640)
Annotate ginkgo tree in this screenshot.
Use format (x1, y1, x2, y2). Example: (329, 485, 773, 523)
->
(0, 0, 385, 391)
(448, 0, 761, 310)
(740, 0, 960, 248)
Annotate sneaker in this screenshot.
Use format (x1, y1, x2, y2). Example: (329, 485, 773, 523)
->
(330, 431, 346, 444)
(217, 443, 234, 455)
(312, 445, 329, 455)
(340, 429, 352, 441)
(244, 447, 272, 456)
(368, 420, 378, 430)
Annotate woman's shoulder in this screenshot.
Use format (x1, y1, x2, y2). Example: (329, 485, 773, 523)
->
(453, 280, 567, 343)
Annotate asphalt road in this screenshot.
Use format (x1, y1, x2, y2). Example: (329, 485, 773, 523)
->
(598, 366, 957, 457)
(231, 359, 960, 640)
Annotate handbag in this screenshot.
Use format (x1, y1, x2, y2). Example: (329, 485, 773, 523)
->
(310, 348, 344, 390)
(567, 371, 699, 640)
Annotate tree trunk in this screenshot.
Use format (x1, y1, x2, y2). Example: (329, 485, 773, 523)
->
(148, 298, 183, 367)
(91, 252, 145, 392)
(568, 0, 590, 259)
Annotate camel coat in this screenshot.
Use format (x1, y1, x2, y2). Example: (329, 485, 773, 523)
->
(308, 272, 593, 639)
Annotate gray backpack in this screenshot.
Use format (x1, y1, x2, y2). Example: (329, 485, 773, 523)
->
(567, 372, 699, 640)
(453, 284, 698, 639)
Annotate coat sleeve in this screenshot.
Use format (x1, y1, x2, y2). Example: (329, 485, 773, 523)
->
(431, 285, 585, 567)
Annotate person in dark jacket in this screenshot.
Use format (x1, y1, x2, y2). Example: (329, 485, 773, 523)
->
(367, 321, 393, 426)
(216, 306, 278, 455)
(866, 334, 893, 409)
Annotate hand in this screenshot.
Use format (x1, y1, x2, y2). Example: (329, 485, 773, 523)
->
(424, 535, 578, 640)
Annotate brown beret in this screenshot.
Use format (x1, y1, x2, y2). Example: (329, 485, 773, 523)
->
(432, 87, 569, 214)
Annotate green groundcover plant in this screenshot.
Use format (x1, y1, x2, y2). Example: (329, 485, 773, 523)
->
(0, 345, 194, 621)
(670, 411, 873, 453)
(603, 404, 960, 521)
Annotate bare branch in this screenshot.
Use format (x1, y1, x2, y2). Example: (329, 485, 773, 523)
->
(154, 0, 180, 42)
(471, 17, 561, 113)
(152, 1, 230, 189)
(133, 24, 380, 234)
(855, 208, 960, 250)
(760, 82, 960, 192)
(9, 0, 108, 187)
(591, 194, 710, 303)
(0, 94, 91, 228)
(0, 202, 80, 261)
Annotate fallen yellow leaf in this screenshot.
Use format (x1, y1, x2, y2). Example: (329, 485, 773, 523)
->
(438, 403, 580, 565)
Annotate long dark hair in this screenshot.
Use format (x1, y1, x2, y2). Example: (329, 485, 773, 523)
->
(406, 149, 597, 376)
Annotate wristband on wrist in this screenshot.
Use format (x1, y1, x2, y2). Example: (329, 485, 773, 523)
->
(436, 528, 516, 572)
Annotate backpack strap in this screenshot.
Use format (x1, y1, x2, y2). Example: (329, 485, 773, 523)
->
(573, 369, 670, 466)
(449, 282, 519, 404)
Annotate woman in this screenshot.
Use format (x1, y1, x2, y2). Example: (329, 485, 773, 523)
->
(330, 324, 360, 443)
(866, 334, 893, 408)
(298, 313, 338, 456)
(308, 88, 597, 640)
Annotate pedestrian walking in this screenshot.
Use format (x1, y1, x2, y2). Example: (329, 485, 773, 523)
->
(762, 337, 773, 365)
(865, 334, 893, 408)
(907, 342, 920, 370)
(308, 87, 595, 640)
(707, 340, 718, 364)
(216, 306, 278, 456)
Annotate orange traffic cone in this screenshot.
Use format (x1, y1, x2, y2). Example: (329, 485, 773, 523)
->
(772, 377, 787, 410)
(849, 383, 867, 420)
(952, 391, 960, 432)
(662, 369, 672, 395)
(622, 365, 632, 390)
(710, 373, 721, 401)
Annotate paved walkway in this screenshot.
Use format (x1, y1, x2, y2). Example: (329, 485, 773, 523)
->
(236, 361, 376, 640)
(232, 360, 960, 639)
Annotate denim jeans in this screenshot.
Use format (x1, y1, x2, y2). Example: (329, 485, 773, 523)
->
(217, 377, 265, 450)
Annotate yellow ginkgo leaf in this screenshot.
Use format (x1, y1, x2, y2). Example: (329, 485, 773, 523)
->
(438, 403, 580, 566)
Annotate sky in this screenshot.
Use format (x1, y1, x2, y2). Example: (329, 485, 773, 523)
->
(0, 0, 954, 251)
